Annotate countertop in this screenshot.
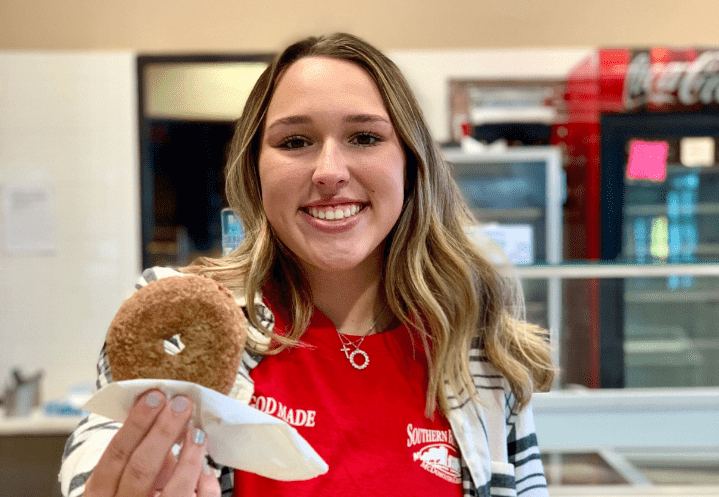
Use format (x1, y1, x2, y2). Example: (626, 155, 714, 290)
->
(0, 409, 83, 436)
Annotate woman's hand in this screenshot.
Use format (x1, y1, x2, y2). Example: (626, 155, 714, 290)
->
(84, 389, 221, 497)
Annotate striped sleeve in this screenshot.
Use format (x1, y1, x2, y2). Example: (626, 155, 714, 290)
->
(455, 336, 550, 497)
(506, 393, 549, 496)
(60, 413, 120, 497)
(59, 346, 121, 497)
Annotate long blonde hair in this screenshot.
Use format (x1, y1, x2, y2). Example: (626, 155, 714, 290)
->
(186, 33, 554, 415)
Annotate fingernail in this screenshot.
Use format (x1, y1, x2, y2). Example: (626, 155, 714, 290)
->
(170, 396, 190, 413)
(145, 391, 163, 408)
(193, 428, 206, 445)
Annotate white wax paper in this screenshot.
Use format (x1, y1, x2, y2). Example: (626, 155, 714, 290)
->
(83, 379, 328, 481)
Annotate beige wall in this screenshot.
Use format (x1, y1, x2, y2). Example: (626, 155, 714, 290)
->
(0, 53, 140, 402)
(1, 0, 718, 51)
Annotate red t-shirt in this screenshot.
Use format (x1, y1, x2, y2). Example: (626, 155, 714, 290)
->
(233, 298, 463, 496)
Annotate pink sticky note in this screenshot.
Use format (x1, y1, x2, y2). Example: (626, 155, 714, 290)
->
(626, 140, 669, 181)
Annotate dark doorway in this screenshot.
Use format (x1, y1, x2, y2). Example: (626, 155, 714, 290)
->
(137, 54, 274, 269)
(147, 119, 234, 266)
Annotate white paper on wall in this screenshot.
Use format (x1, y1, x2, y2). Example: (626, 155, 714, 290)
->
(1, 183, 56, 254)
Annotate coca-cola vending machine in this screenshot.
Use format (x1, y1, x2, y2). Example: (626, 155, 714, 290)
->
(556, 48, 719, 389)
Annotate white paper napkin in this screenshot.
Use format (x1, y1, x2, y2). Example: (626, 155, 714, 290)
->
(83, 379, 328, 481)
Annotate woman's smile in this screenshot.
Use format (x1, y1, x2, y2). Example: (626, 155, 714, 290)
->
(304, 203, 364, 221)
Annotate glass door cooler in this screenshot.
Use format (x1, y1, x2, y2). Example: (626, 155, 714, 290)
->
(442, 146, 564, 367)
(601, 114, 719, 389)
(557, 47, 719, 388)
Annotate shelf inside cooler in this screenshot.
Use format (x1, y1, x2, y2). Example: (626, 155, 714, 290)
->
(662, 164, 719, 173)
(623, 246, 719, 259)
(624, 325, 704, 387)
(624, 274, 719, 301)
(625, 202, 719, 217)
(624, 327, 701, 363)
(625, 289, 719, 303)
(470, 207, 544, 220)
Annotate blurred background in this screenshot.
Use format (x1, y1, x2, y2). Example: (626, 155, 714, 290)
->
(1, 1, 718, 495)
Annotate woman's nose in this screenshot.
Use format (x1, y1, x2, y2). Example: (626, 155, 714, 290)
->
(312, 141, 350, 189)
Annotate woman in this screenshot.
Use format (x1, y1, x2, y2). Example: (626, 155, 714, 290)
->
(61, 33, 554, 497)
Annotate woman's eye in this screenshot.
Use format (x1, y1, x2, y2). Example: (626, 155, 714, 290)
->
(351, 133, 381, 146)
(279, 137, 310, 149)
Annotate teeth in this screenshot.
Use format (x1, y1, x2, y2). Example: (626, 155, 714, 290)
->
(308, 204, 362, 221)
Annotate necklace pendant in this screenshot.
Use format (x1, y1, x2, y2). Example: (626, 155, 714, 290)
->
(349, 349, 369, 370)
(340, 344, 352, 359)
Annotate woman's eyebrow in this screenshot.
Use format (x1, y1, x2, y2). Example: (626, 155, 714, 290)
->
(267, 113, 391, 131)
(343, 114, 391, 124)
(267, 115, 312, 130)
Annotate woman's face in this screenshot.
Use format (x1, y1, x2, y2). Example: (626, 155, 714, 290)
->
(258, 56, 405, 276)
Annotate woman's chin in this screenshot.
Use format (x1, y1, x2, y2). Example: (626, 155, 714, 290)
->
(299, 248, 383, 277)
(305, 257, 369, 274)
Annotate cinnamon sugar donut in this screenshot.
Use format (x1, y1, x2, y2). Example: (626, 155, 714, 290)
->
(106, 274, 247, 395)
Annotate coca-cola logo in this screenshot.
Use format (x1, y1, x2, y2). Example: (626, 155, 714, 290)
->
(624, 50, 719, 110)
